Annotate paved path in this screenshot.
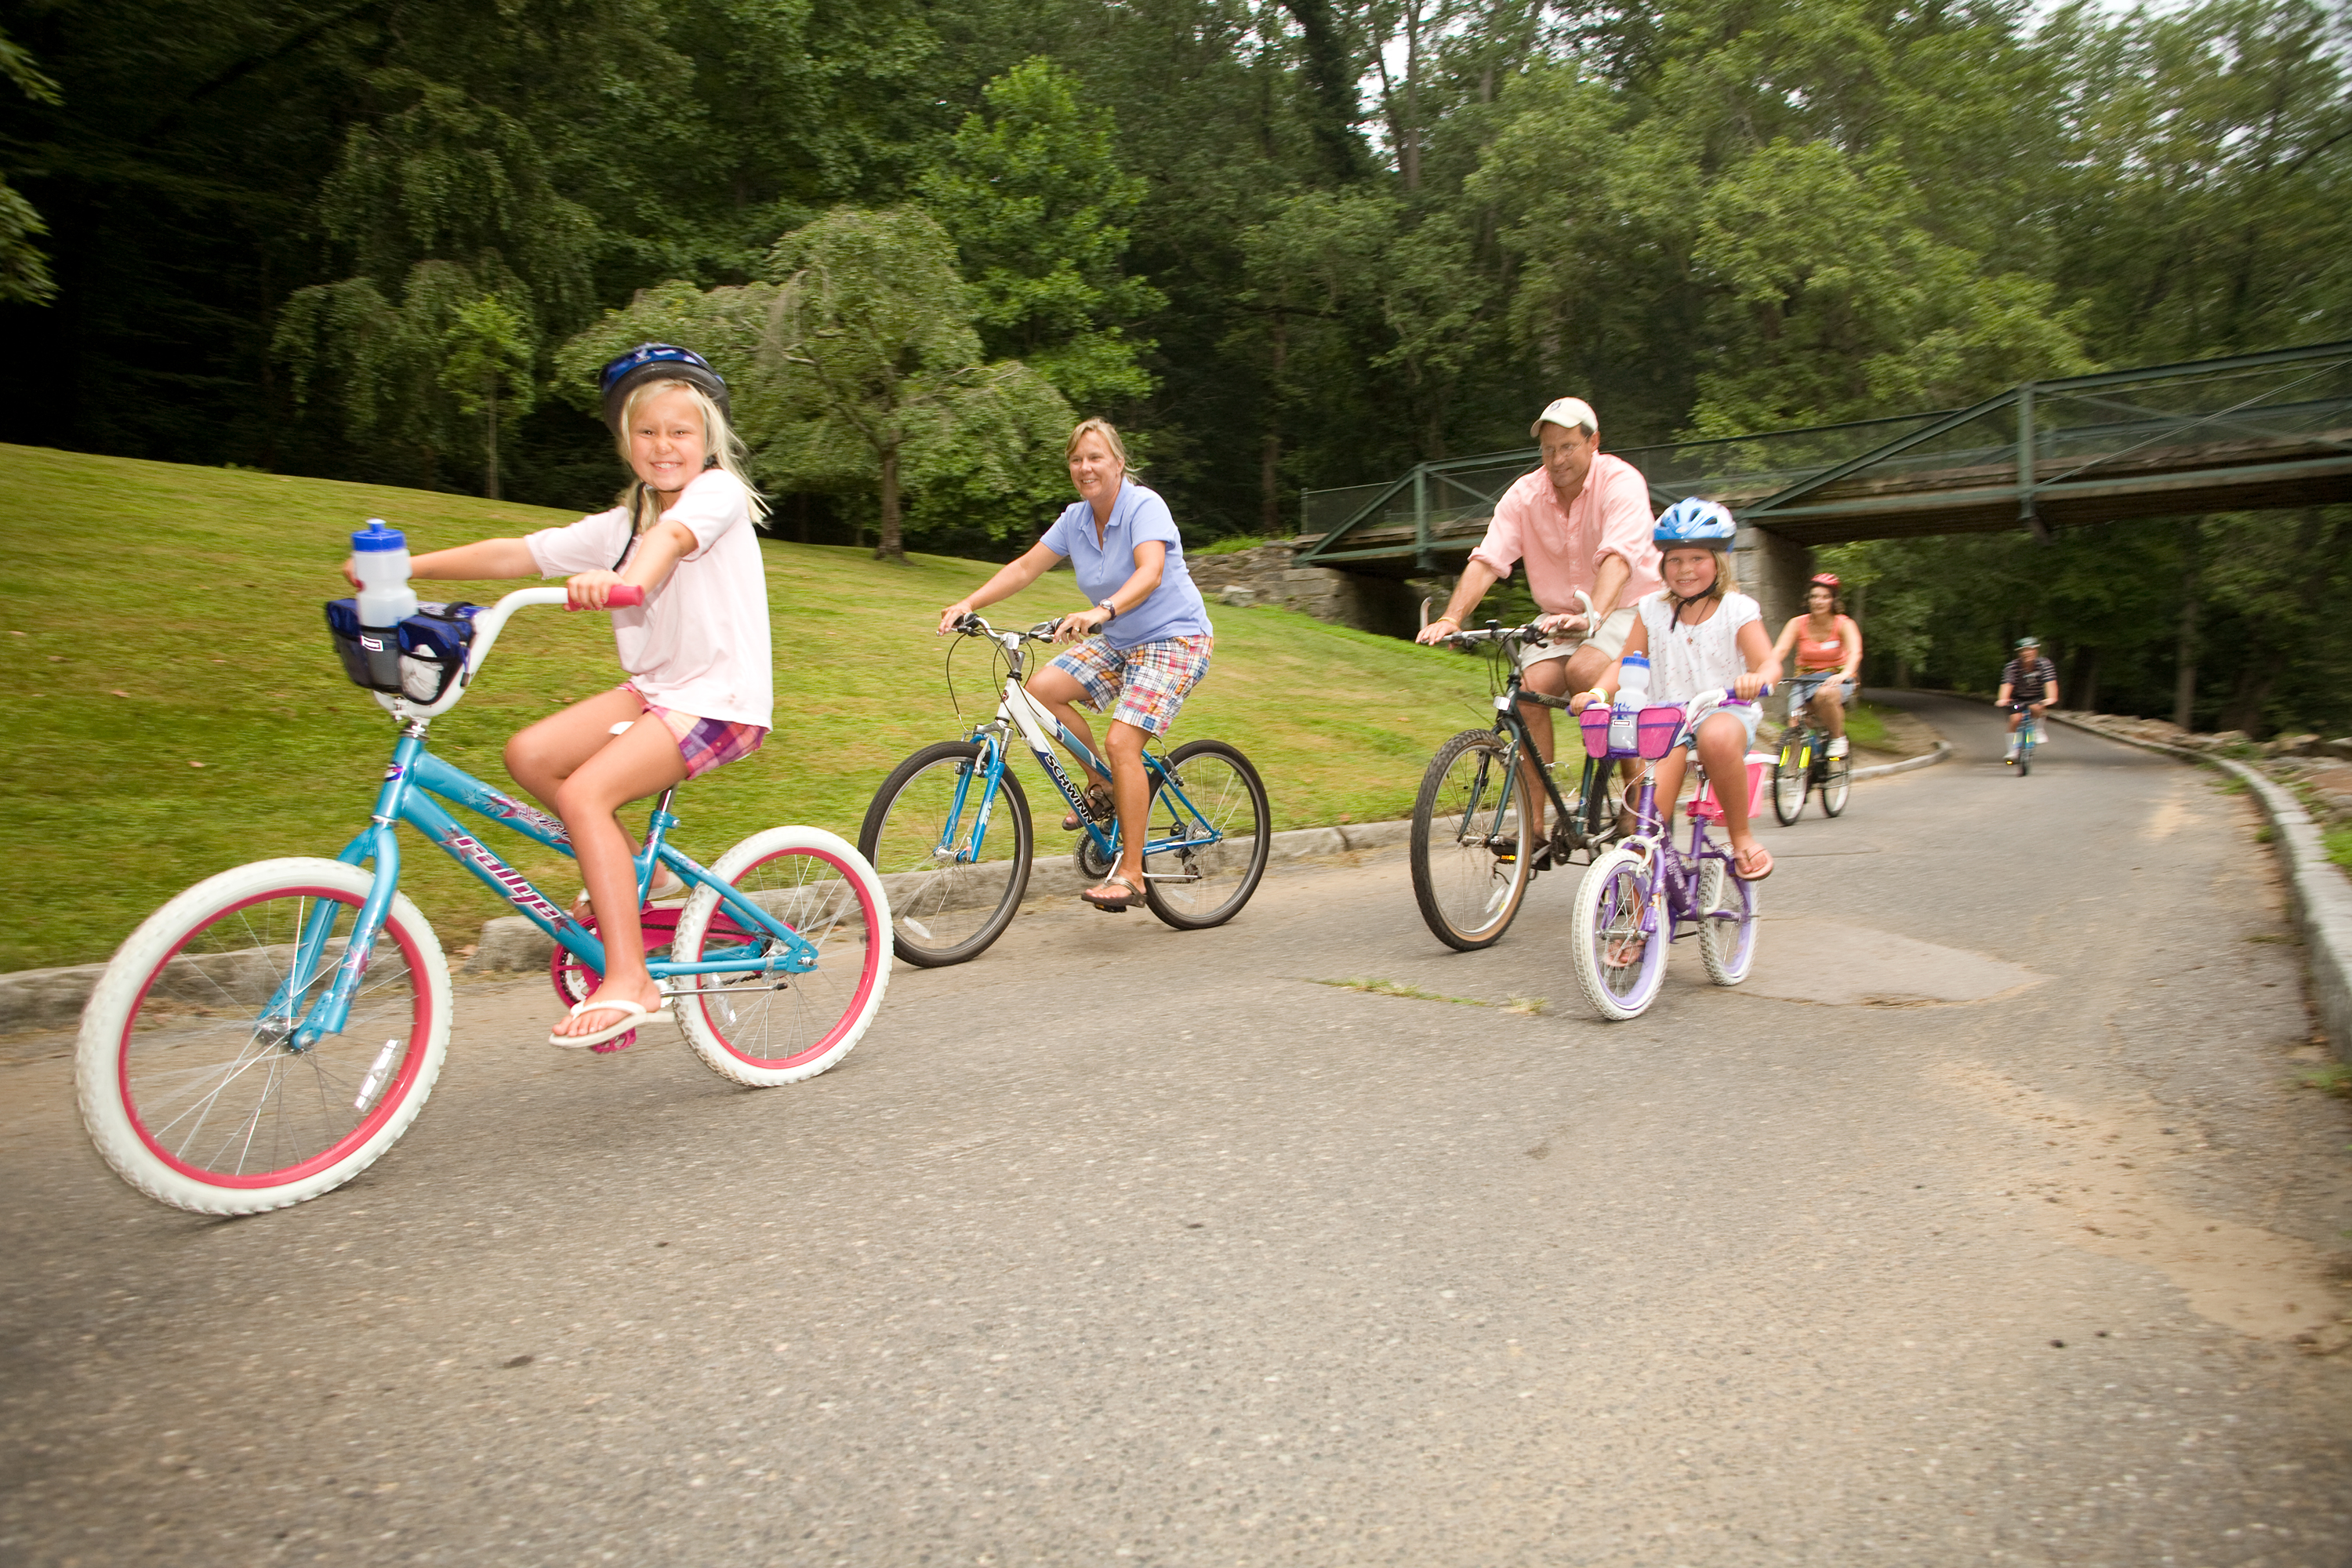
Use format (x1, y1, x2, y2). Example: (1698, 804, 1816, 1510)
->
(3, 694, 2348, 1566)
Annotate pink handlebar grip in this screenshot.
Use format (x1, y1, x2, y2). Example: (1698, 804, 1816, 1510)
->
(566, 584, 644, 610)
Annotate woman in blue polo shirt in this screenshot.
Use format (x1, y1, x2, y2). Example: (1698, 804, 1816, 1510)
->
(937, 418, 1214, 912)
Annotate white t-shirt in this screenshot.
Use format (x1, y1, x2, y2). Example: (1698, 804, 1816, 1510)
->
(525, 469, 772, 729)
(1635, 589, 1762, 703)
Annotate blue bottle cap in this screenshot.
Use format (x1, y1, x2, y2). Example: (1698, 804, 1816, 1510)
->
(351, 517, 407, 552)
(1621, 652, 1650, 668)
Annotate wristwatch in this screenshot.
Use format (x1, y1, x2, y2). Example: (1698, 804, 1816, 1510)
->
(1096, 600, 1118, 622)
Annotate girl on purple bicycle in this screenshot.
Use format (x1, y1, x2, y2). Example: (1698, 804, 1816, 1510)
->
(1573, 499, 1780, 881)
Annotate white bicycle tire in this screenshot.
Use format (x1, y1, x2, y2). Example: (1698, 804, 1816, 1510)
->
(75, 858, 451, 1215)
(673, 826, 892, 1087)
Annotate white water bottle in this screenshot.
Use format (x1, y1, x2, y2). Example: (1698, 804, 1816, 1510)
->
(1609, 653, 1651, 753)
(351, 518, 418, 628)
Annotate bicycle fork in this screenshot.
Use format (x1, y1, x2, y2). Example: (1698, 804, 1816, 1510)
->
(281, 735, 433, 1050)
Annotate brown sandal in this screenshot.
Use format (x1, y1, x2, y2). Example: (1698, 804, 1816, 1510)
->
(1062, 782, 1113, 832)
(1080, 873, 1142, 913)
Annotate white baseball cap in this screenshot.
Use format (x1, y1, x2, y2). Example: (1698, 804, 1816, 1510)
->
(1530, 396, 1599, 437)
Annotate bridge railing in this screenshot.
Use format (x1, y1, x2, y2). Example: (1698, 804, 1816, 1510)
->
(1744, 340, 2352, 539)
(1294, 410, 1960, 569)
(1296, 339, 2352, 564)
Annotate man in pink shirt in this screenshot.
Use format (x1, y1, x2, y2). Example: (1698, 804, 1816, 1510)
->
(1416, 396, 1664, 844)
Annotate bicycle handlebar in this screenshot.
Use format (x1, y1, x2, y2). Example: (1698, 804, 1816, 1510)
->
(568, 583, 644, 609)
(387, 583, 644, 720)
(952, 612, 1061, 644)
(1444, 621, 1548, 648)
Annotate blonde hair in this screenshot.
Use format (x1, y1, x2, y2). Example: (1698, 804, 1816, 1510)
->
(1065, 416, 1134, 471)
(613, 377, 770, 532)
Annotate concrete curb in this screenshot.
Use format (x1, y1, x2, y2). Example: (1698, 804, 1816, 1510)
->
(1849, 739, 1951, 782)
(0, 721, 1952, 1024)
(2037, 710, 2352, 1062)
(464, 816, 1421, 975)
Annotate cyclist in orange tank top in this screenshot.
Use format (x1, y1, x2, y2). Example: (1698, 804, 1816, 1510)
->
(1768, 574, 1864, 757)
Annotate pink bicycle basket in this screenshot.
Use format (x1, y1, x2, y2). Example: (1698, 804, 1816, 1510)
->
(1635, 706, 1683, 759)
(1581, 704, 1692, 760)
(1690, 752, 1773, 822)
(1578, 707, 1609, 758)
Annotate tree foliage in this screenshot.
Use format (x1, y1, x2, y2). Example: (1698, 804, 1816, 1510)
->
(920, 57, 1163, 412)
(5, 0, 2349, 727)
(758, 206, 1072, 561)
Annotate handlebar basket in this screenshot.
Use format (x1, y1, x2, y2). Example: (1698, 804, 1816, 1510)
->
(1636, 706, 1683, 759)
(325, 598, 401, 694)
(1577, 706, 1612, 759)
(325, 598, 481, 702)
(1580, 703, 1690, 760)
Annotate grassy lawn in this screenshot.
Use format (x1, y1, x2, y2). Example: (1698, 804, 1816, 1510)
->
(4, 445, 1501, 971)
(1844, 701, 1897, 753)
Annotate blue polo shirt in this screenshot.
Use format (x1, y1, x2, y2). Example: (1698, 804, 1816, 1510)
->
(1040, 479, 1214, 651)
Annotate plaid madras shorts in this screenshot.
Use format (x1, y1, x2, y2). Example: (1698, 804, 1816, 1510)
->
(1045, 633, 1213, 737)
(622, 683, 768, 780)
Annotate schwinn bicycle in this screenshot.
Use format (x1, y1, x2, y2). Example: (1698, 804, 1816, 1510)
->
(76, 583, 891, 1216)
(1770, 675, 1853, 824)
(856, 613, 1271, 965)
(2007, 702, 2042, 775)
(1568, 687, 1769, 1021)
(1409, 606, 1624, 951)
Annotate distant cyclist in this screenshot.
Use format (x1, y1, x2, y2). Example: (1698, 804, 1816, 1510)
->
(1415, 395, 1663, 849)
(1995, 636, 2060, 764)
(1768, 573, 1863, 758)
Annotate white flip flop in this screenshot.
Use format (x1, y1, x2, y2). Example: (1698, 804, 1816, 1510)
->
(549, 997, 652, 1050)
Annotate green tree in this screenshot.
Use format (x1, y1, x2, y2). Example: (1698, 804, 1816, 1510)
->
(274, 260, 532, 490)
(1686, 139, 2091, 434)
(0, 26, 60, 306)
(2050, 0, 2352, 361)
(437, 293, 538, 499)
(758, 206, 1072, 560)
(919, 58, 1163, 412)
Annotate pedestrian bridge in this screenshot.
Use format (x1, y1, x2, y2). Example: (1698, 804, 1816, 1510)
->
(1296, 340, 2352, 575)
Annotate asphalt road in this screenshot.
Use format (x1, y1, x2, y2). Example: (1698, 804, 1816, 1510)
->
(3, 692, 2348, 1567)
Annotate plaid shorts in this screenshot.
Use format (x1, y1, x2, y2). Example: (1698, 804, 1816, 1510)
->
(622, 683, 768, 780)
(1045, 634, 1213, 737)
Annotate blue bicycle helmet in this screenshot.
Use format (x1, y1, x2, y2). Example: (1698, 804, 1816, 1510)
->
(1653, 496, 1737, 546)
(598, 343, 731, 433)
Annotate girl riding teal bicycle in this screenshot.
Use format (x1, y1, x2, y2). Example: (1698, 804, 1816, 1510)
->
(357, 345, 774, 1049)
(74, 345, 891, 1217)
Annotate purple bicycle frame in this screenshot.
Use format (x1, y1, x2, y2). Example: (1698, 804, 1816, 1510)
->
(1608, 690, 1759, 944)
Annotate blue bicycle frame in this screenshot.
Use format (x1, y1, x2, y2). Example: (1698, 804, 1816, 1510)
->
(276, 730, 822, 1049)
(930, 643, 1227, 878)
(949, 715, 1222, 873)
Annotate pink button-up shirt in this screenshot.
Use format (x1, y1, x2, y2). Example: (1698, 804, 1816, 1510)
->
(1469, 454, 1663, 616)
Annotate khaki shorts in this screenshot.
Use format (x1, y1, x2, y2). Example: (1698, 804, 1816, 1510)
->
(1516, 605, 1635, 670)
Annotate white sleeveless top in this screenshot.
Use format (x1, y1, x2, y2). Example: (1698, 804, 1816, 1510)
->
(1635, 590, 1761, 703)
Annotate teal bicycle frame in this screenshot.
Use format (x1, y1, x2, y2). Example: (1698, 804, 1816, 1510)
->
(941, 619, 1225, 880)
(274, 586, 824, 1051)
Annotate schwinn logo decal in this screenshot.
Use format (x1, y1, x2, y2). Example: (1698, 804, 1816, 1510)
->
(441, 830, 567, 921)
(1038, 753, 1087, 811)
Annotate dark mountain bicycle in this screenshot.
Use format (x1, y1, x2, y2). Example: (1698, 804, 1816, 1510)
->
(1409, 613, 1626, 951)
